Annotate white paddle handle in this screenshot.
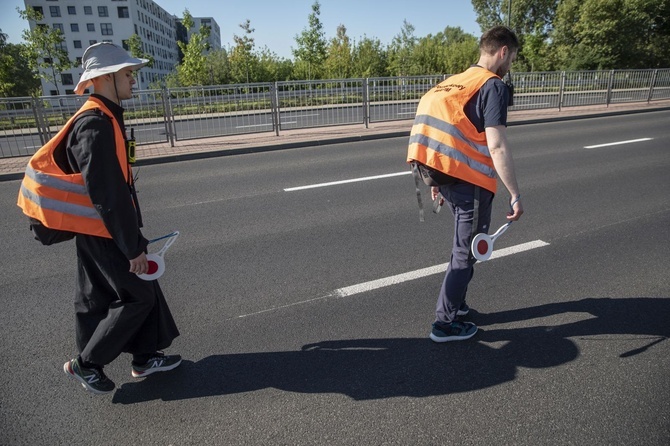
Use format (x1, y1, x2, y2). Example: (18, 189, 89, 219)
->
(155, 231, 179, 257)
(490, 222, 511, 241)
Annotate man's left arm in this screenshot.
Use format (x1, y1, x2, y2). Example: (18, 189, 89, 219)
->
(486, 125, 523, 220)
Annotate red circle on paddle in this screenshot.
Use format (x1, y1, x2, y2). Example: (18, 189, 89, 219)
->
(147, 260, 159, 275)
(477, 240, 489, 255)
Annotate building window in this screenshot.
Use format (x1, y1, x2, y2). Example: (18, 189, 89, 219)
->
(89, 40, 97, 45)
(84, 6, 92, 15)
(73, 40, 82, 49)
(98, 6, 109, 17)
(53, 23, 64, 33)
(68, 6, 76, 15)
(87, 23, 95, 32)
(70, 23, 79, 32)
(61, 73, 73, 85)
(44, 57, 52, 64)
(101, 24, 113, 36)
(49, 6, 60, 17)
(32, 6, 43, 16)
(118, 7, 129, 18)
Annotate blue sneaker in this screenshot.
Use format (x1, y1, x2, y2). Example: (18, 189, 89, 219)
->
(429, 321, 478, 342)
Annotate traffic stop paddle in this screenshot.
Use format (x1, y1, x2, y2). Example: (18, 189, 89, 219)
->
(470, 196, 520, 262)
(137, 231, 179, 281)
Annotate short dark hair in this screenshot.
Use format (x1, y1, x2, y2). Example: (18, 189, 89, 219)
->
(479, 26, 520, 55)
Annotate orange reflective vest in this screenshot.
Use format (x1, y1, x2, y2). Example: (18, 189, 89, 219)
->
(407, 66, 500, 193)
(17, 97, 130, 239)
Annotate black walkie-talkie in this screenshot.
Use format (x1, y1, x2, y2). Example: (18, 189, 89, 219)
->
(127, 128, 136, 164)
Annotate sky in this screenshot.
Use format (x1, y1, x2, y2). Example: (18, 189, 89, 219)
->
(0, 0, 482, 59)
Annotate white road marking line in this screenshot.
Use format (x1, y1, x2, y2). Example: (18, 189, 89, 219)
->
(234, 239, 550, 318)
(284, 171, 411, 192)
(334, 240, 550, 297)
(584, 138, 652, 149)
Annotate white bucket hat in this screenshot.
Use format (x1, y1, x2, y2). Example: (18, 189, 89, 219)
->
(74, 42, 149, 95)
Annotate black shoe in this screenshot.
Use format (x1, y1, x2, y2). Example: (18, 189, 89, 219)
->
(429, 321, 478, 343)
(63, 358, 115, 395)
(131, 352, 182, 378)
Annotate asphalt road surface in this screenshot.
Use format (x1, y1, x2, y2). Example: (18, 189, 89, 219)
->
(1, 111, 669, 445)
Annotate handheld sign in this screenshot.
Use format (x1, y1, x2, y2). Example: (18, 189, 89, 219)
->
(470, 196, 520, 262)
(137, 231, 179, 281)
(471, 222, 511, 262)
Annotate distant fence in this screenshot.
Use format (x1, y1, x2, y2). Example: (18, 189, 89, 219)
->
(1, 68, 669, 158)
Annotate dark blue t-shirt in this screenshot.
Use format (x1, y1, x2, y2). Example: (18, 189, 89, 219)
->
(464, 68, 510, 133)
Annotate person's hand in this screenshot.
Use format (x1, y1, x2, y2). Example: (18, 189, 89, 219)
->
(431, 186, 440, 201)
(129, 252, 149, 275)
(507, 196, 524, 221)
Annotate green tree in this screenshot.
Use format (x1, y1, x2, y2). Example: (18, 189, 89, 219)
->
(0, 41, 41, 97)
(205, 48, 231, 85)
(176, 10, 211, 86)
(408, 27, 478, 75)
(229, 19, 257, 83)
(324, 24, 352, 79)
(351, 36, 387, 78)
(551, 0, 670, 69)
(17, 7, 74, 95)
(256, 46, 293, 82)
(293, 1, 328, 80)
(471, 0, 558, 71)
(126, 34, 154, 68)
(387, 20, 417, 76)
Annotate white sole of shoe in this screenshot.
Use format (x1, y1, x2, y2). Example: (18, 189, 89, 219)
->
(429, 327, 478, 343)
(131, 358, 182, 378)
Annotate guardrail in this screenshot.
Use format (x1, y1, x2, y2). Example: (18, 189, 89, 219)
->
(1, 68, 669, 158)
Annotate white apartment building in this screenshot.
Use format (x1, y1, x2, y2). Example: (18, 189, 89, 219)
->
(177, 17, 221, 52)
(23, 0, 221, 95)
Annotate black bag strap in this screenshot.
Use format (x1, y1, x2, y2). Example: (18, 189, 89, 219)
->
(469, 185, 480, 261)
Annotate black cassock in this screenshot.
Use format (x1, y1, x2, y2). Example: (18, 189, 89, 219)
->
(61, 94, 179, 366)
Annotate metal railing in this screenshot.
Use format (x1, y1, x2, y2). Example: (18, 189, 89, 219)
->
(1, 68, 669, 158)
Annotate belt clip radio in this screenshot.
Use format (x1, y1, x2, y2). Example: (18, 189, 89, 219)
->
(127, 128, 136, 164)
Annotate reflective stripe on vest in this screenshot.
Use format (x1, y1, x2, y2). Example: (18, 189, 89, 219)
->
(408, 115, 497, 180)
(17, 97, 129, 238)
(407, 66, 500, 193)
(20, 183, 101, 220)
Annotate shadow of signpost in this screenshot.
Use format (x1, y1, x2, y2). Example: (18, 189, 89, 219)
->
(113, 297, 669, 404)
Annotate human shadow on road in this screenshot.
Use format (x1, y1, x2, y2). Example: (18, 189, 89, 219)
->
(113, 296, 669, 404)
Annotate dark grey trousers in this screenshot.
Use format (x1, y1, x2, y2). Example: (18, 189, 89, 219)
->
(435, 180, 494, 324)
(74, 235, 180, 366)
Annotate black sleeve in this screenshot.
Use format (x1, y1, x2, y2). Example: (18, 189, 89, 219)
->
(67, 115, 148, 259)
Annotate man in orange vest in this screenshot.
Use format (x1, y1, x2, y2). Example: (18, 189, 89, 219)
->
(18, 43, 181, 394)
(407, 26, 524, 342)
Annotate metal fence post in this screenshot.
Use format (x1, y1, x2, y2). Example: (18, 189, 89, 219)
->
(160, 85, 174, 146)
(363, 78, 369, 129)
(606, 70, 614, 107)
(558, 71, 566, 111)
(32, 97, 49, 145)
(271, 82, 280, 136)
(647, 69, 658, 103)
(164, 86, 176, 146)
